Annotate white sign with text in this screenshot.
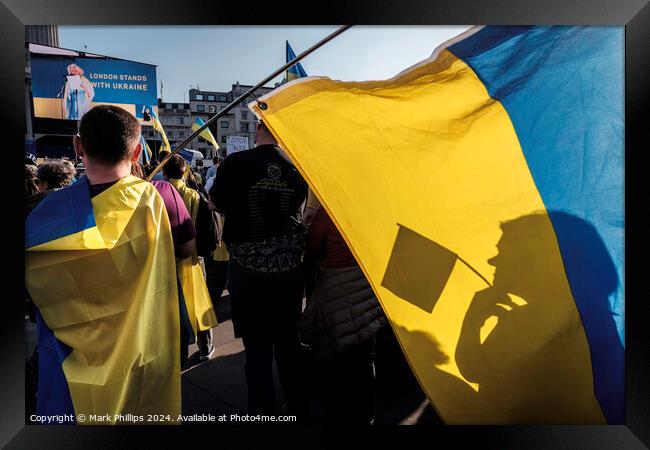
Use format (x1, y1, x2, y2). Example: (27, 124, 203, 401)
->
(226, 136, 250, 155)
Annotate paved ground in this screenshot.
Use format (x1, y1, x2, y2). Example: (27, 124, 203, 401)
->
(24, 290, 440, 425)
(180, 292, 441, 424)
(181, 291, 291, 418)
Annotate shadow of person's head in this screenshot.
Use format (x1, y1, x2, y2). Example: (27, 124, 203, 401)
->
(487, 212, 553, 300)
(475, 210, 622, 423)
(488, 211, 618, 303)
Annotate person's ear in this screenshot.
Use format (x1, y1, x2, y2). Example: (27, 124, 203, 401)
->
(131, 143, 143, 162)
(73, 135, 85, 159)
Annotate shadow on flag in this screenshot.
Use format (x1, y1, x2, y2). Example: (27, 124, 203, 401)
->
(381, 224, 458, 313)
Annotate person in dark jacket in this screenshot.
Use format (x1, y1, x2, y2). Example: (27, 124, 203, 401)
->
(300, 205, 387, 424)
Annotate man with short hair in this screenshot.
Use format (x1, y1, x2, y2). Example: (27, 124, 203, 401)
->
(210, 120, 308, 416)
(25, 105, 181, 424)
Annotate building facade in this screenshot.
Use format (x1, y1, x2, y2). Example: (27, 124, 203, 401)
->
(143, 101, 192, 156)
(188, 88, 232, 158)
(25, 25, 59, 47)
(25, 26, 60, 154)
(188, 82, 277, 158)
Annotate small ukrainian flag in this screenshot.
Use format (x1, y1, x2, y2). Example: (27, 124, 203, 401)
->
(286, 40, 308, 82)
(191, 117, 219, 151)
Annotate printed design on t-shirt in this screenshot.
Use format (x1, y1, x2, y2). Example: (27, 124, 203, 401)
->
(267, 163, 282, 180)
(226, 161, 305, 272)
(246, 163, 300, 242)
(228, 233, 304, 273)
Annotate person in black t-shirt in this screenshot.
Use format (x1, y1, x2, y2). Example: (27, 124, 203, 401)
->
(210, 120, 307, 417)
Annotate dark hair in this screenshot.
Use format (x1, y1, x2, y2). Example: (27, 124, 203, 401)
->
(256, 120, 277, 145)
(158, 150, 171, 163)
(163, 154, 186, 180)
(78, 105, 141, 165)
(213, 156, 219, 164)
(37, 160, 76, 189)
(144, 163, 156, 177)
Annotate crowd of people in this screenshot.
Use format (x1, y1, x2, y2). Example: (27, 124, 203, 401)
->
(24, 105, 424, 425)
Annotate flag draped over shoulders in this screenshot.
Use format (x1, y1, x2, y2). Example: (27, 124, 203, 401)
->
(25, 175, 181, 424)
(167, 177, 218, 334)
(169, 178, 200, 224)
(252, 26, 624, 424)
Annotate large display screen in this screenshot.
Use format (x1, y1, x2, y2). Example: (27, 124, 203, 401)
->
(31, 55, 157, 123)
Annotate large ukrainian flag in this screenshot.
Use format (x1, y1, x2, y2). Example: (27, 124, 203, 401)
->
(252, 26, 624, 424)
(25, 175, 181, 424)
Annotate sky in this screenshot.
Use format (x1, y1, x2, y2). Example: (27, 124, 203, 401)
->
(59, 26, 471, 103)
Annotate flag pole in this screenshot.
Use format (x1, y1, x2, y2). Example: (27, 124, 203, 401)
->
(146, 25, 353, 181)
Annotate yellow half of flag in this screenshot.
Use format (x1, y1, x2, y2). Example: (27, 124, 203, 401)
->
(251, 34, 608, 423)
(153, 115, 171, 152)
(192, 118, 220, 150)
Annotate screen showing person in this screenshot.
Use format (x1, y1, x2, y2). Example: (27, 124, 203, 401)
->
(62, 64, 95, 120)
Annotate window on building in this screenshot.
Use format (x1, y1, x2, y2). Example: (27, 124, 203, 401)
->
(195, 94, 204, 101)
(207, 95, 215, 101)
(221, 136, 227, 144)
(219, 94, 228, 102)
(178, 117, 184, 125)
(241, 110, 248, 120)
(197, 104, 205, 112)
(221, 121, 229, 128)
(240, 122, 249, 132)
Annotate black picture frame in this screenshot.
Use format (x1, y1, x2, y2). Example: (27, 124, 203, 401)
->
(2, 0, 647, 448)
